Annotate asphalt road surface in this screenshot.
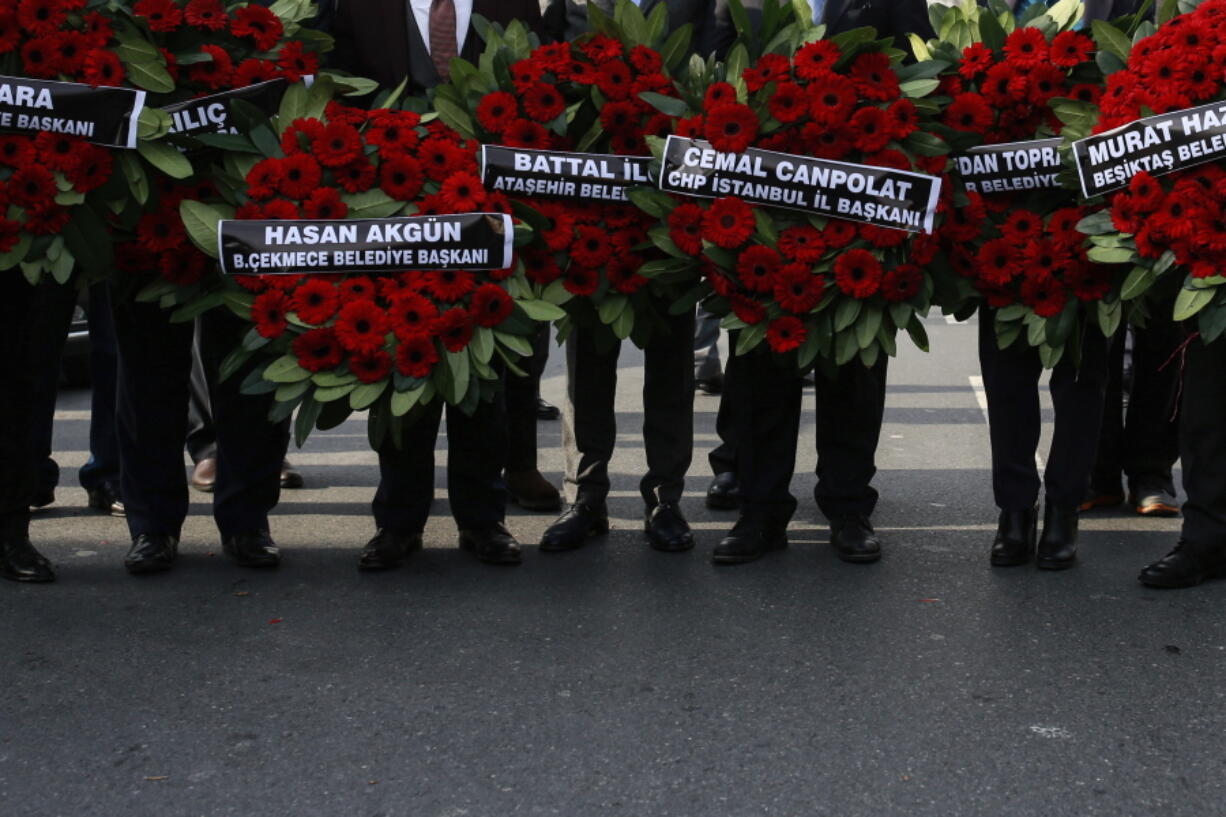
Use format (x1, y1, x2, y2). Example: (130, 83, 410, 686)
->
(3, 317, 1222, 817)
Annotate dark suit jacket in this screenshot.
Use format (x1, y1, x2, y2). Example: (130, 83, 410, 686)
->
(331, 0, 544, 93)
(542, 0, 750, 59)
(823, 0, 935, 41)
(1084, 0, 1149, 21)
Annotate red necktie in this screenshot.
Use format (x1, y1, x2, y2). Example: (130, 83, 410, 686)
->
(429, 0, 457, 80)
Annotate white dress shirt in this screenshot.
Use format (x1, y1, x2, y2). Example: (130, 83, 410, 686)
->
(410, 0, 473, 55)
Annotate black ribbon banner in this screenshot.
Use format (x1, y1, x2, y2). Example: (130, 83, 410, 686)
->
(0, 75, 144, 149)
(1074, 100, 1226, 198)
(658, 135, 942, 234)
(165, 78, 290, 138)
(480, 145, 653, 202)
(955, 138, 1063, 194)
(218, 213, 515, 276)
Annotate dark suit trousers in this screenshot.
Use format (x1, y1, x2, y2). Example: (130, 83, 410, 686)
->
(112, 297, 289, 540)
(977, 310, 1109, 511)
(1091, 319, 1180, 494)
(727, 345, 885, 522)
(372, 389, 508, 533)
(28, 281, 77, 494)
(561, 308, 695, 508)
(0, 276, 41, 540)
(503, 326, 549, 473)
(1180, 333, 1226, 555)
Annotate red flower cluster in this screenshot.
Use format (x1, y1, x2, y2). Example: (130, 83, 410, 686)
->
(1109, 165, 1226, 280)
(127, 0, 317, 89)
(667, 42, 936, 355)
(231, 108, 518, 383)
(475, 37, 676, 156)
(941, 195, 1109, 316)
(113, 176, 216, 286)
(944, 26, 1099, 143)
(468, 39, 673, 314)
(1096, 0, 1226, 131)
(0, 132, 113, 254)
(0, 0, 127, 86)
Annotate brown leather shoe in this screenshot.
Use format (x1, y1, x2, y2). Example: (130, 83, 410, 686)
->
(191, 458, 217, 492)
(1078, 491, 1124, 513)
(505, 469, 562, 512)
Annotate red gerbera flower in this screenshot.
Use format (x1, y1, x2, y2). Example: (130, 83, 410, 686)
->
(291, 279, 340, 325)
(1003, 27, 1048, 65)
(850, 52, 900, 101)
(439, 172, 486, 212)
(1001, 209, 1043, 241)
(334, 299, 391, 355)
(667, 203, 705, 256)
(64, 144, 112, 193)
(736, 245, 782, 293)
(1050, 30, 1093, 68)
(302, 188, 348, 219)
(379, 156, 424, 200)
(570, 225, 613, 267)
(425, 269, 476, 302)
(976, 238, 1020, 287)
(395, 333, 439, 378)
(774, 264, 825, 313)
(470, 283, 514, 328)
(293, 328, 344, 372)
(230, 5, 283, 51)
(276, 154, 322, 199)
(702, 197, 755, 249)
(389, 292, 439, 341)
(251, 290, 291, 338)
(233, 58, 279, 87)
(347, 349, 390, 384)
(502, 119, 550, 150)
(807, 75, 858, 124)
(1020, 273, 1066, 318)
(133, 0, 182, 32)
(188, 44, 234, 90)
(435, 308, 474, 352)
(704, 82, 737, 109)
(185, 0, 227, 31)
(832, 249, 883, 298)
(793, 40, 840, 80)
(136, 209, 187, 252)
(704, 103, 758, 153)
(476, 91, 519, 133)
(522, 83, 566, 123)
(337, 157, 376, 193)
(563, 267, 600, 296)
(766, 316, 807, 353)
(277, 41, 319, 83)
(943, 93, 993, 132)
(311, 123, 363, 168)
(777, 225, 826, 263)
(881, 265, 923, 303)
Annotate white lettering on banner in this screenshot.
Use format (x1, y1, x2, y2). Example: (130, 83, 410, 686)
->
(511, 152, 618, 179)
(364, 220, 462, 243)
(0, 83, 54, 110)
(1181, 104, 1226, 135)
(170, 102, 232, 135)
(14, 114, 93, 137)
(264, 223, 360, 245)
(492, 176, 579, 197)
(1086, 122, 1174, 165)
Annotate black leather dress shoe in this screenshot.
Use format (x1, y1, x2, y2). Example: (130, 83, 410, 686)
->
(712, 514, 788, 565)
(459, 523, 523, 565)
(536, 397, 560, 421)
(0, 537, 55, 582)
(222, 531, 281, 568)
(830, 515, 882, 563)
(539, 502, 609, 552)
(1138, 542, 1226, 588)
(86, 481, 125, 517)
(359, 529, 423, 571)
(124, 533, 179, 575)
(695, 372, 723, 395)
(30, 488, 54, 509)
(990, 505, 1037, 567)
(280, 459, 304, 489)
(645, 503, 694, 552)
(1036, 503, 1078, 570)
(705, 472, 740, 510)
